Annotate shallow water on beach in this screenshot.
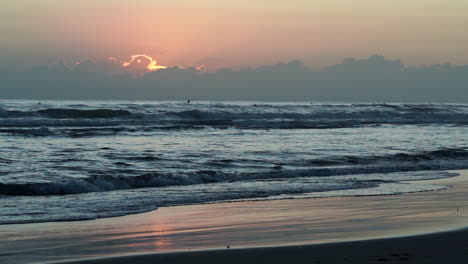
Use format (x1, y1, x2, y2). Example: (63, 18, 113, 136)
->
(0, 100, 467, 224)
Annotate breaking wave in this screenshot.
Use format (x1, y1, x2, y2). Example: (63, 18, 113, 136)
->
(1, 147, 466, 196)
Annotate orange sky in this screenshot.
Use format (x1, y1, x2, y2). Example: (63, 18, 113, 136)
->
(1, 0, 468, 69)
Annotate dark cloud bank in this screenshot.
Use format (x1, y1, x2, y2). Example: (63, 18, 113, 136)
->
(0, 55, 467, 102)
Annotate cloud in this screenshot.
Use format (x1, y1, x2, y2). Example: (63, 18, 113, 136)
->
(0, 55, 467, 102)
(324, 55, 403, 74)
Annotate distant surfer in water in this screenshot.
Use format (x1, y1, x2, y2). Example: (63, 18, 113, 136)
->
(187, 99, 191, 103)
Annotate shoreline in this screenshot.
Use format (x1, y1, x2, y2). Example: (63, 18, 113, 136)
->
(1, 170, 458, 226)
(1, 170, 468, 263)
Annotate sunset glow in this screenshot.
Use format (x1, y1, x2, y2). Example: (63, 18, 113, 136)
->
(2, 1, 468, 69)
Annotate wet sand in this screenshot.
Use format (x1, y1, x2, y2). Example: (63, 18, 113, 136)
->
(1, 170, 468, 264)
(56, 228, 468, 264)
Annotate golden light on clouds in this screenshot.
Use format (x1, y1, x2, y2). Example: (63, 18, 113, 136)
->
(63, 55, 206, 78)
(122, 54, 167, 71)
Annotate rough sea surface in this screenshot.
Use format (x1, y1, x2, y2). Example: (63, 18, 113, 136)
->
(0, 100, 467, 224)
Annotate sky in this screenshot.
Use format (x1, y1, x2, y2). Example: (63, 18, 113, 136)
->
(2, 0, 468, 70)
(1, 1, 467, 102)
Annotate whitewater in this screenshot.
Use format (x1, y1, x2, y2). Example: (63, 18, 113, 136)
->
(0, 100, 467, 224)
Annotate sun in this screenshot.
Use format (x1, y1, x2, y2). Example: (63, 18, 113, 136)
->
(122, 54, 167, 71)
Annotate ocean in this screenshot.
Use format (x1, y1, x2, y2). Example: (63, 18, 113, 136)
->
(0, 100, 467, 224)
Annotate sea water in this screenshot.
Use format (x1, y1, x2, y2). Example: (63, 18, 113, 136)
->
(0, 100, 467, 224)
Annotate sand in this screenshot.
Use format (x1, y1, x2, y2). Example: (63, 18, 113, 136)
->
(1, 170, 468, 264)
(54, 229, 468, 264)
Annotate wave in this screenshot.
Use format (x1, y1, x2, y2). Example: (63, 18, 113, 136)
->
(37, 108, 132, 119)
(0, 103, 467, 135)
(0, 170, 381, 196)
(1, 147, 466, 196)
(0, 108, 131, 119)
(0, 125, 210, 137)
(350, 103, 463, 112)
(303, 148, 468, 166)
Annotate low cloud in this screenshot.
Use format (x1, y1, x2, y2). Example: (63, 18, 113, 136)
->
(1, 55, 467, 102)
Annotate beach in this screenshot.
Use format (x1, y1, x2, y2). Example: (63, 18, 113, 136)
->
(1, 170, 467, 264)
